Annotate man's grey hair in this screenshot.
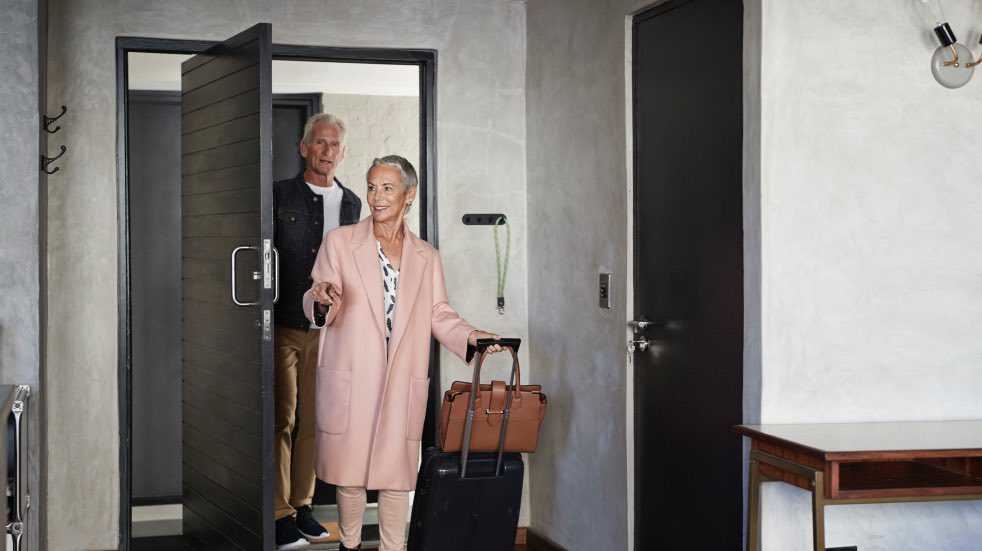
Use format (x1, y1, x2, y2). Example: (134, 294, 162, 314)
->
(368, 155, 418, 194)
(302, 113, 347, 146)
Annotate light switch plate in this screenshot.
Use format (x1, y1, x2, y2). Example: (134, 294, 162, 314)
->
(599, 273, 611, 309)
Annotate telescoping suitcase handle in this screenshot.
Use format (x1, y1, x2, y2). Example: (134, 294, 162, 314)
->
(460, 338, 522, 478)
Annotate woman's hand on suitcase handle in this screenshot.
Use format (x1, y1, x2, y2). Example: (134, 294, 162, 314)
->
(312, 281, 340, 312)
(468, 330, 503, 353)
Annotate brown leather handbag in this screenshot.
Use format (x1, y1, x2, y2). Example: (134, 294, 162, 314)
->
(438, 338, 547, 453)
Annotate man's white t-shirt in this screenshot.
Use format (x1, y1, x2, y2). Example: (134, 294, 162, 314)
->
(306, 180, 343, 236)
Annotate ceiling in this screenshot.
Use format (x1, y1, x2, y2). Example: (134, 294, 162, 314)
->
(128, 53, 419, 96)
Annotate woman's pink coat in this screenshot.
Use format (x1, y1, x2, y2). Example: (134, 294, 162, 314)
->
(303, 217, 475, 490)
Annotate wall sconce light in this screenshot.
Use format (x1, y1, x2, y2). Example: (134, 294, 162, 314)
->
(917, 0, 974, 88)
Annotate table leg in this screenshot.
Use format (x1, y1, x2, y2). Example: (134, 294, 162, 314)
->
(750, 450, 827, 551)
(748, 457, 762, 551)
(811, 471, 826, 551)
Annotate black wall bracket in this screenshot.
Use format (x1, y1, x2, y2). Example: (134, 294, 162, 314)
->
(461, 213, 506, 225)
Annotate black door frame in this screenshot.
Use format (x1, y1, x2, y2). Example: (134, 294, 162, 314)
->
(115, 35, 438, 549)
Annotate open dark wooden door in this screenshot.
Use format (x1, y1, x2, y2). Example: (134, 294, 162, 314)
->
(180, 23, 274, 550)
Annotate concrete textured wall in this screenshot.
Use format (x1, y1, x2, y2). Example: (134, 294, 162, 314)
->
(756, 1, 982, 549)
(742, 0, 763, 429)
(0, 5, 41, 383)
(526, 1, 629, 549)
(0, 0, 43, 549)
(45, 0, 527, 548)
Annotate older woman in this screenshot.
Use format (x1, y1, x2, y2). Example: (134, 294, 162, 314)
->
(303, 155, 502, 551)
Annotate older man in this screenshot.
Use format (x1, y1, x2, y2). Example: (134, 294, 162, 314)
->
(273, 113, 362, 550)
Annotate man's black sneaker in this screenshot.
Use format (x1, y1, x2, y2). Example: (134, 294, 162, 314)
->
(295, 505, 330, 540)
(275, 516, 309, 550)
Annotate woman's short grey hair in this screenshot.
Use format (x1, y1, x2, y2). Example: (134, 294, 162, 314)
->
(302, 113, 347, 146)
(368, 155, 418, 194)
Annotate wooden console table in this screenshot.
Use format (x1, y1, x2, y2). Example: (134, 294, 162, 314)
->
(735, 421, 982, 551)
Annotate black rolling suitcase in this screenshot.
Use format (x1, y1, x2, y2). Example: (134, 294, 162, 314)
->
(407, 339, 525, 551)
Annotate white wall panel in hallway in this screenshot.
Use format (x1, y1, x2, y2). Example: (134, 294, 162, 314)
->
(754, 1, 982, 549)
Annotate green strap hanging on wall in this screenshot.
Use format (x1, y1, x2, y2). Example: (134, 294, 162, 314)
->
(494, 215, 510, 315)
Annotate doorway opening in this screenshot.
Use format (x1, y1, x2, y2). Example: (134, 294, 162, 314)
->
(116, 36, 436, 550)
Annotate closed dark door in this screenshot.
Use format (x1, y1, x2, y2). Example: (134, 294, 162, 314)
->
(180, 23, 275, 550)
(633, 0, 743, 549)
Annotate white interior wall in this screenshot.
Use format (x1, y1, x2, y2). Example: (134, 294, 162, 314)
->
(45, 1, 527, 548)
(757, 1, 982, 549)
(324, 92, 421, 236)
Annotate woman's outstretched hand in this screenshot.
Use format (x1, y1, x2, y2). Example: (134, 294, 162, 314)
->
(468, 330, 503, 353)
(312, 281, 341, 312)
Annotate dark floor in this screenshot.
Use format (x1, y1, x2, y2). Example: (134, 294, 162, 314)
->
(131, 537, 367, 550)
(131, 536, 529, 551)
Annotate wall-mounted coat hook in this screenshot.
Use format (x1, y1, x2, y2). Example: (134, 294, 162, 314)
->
(41, 145, 66, 175)
(462, 213, 507, 225)
(43, 105, 67, 134)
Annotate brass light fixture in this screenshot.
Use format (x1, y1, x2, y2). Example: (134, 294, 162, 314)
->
(916, 0, 974, 88)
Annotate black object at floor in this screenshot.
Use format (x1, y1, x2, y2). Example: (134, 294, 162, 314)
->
(131, 536, 194, 550)
(408, 447, 523, 551)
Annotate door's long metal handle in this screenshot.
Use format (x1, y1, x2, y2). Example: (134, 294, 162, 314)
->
(629, 319, 686, 332)
(272, 246, 280, 304)
(231, 245, 260, 306)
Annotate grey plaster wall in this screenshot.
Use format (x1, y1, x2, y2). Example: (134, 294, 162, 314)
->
(1, 2, 41, 385)
(742, 0, 762, 426)
(526, 1, 629, 549)
(0, 0, 43, 549)
(46, 1, 528, 548)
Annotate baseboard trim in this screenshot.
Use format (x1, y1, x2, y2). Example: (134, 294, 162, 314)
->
(526, 528, 566, 551)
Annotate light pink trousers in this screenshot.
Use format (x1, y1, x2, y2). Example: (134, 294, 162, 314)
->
(336, 486, 409, 551)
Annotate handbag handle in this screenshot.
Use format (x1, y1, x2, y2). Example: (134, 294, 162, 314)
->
(461, 338, 522, 477)
(474, 346, 522, 403)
